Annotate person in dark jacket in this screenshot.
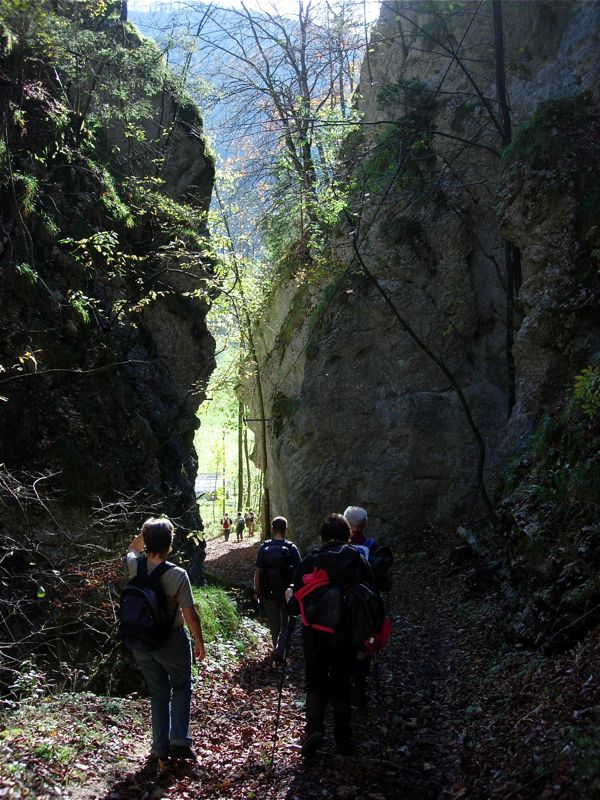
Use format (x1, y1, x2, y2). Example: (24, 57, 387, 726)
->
(287, 513, 374, 757)
(254, 516, 301, 659)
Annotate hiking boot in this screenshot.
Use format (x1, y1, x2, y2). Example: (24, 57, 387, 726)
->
(168, 744, 196, 760)
(301, 731, 323, 758)
(149, 750, 169, 759)
(335, 739, 355, 756)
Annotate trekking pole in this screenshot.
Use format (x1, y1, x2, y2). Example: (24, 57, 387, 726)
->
(374, 590, 393, 761)
(373, 651, 385, 759)
(269, 653, 287, 771)
(268, 615, 297, 770)
(384, 589, 394, 669)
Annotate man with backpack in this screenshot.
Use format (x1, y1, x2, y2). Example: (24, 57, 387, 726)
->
(344, 505, 394, 709)
(123, 517, 206, 761)
(287, 513, 378, 758)
(344, 505, 394, 592)
(254, 516, 301, 659)
(344, 506, 376, 561)
(235, 512, 245, 542)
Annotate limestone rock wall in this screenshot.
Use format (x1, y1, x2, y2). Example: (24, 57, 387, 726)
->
(0, 17, 215, 557)
(246, 0, 600, 550)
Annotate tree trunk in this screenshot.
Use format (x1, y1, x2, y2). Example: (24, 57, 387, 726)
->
(244, 423, 252, 509)
(221, 430, 226, 518)
(492, 0, 520, 417)
(237, 399, 244, 515)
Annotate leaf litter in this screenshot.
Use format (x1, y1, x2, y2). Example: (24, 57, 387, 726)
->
(1, 529, 599, 798)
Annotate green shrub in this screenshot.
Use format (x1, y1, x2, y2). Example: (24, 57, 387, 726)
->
(15, 262, 39, 285)
(193, 585, 240, 643)
(574, 364, 600, 419)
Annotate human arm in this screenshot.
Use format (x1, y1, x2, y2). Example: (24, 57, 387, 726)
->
(285, 552, 314, 612)
(253, 567, 260, 597)
(291, 543, 302, 569)
(127, 531, 145, 554)
(182, 605, 206, 661)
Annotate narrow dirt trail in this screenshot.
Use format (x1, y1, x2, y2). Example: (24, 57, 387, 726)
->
(79, 529, 599, 798)
(93, 530, 484, 800)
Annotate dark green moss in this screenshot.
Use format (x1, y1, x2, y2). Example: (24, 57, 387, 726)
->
(501, 93, 594, 167)
(278, 282, 311, 348)
(271, 391, 299, 438)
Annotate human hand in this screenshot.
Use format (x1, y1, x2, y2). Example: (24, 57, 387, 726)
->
(194, 639, 206, 661)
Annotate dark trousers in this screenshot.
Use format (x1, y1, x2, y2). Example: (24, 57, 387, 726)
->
(352, 654, 370, 708)
(302, 628, 357, 744)
(262, 597, 287, 649)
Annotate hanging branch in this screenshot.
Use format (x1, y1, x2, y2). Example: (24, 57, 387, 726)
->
(346, 217, 496, 522)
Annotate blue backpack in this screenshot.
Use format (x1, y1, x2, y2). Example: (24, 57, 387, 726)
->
(119, 559, 176, 651)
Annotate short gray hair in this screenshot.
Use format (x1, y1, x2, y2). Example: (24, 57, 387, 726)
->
(343, 506, 367, 528)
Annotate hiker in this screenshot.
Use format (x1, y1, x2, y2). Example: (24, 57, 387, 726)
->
(235, 512, 245, 542)
(254, 516, 301, 660)
(344, 506, 376, 561)
(287, 513, 376, 757)
(344, 505, 394, 709)
(125, 517, 206, 761)
(345, 505, 394, 592)
(245, 510, 255, 538)
(221, 513, 232, 541)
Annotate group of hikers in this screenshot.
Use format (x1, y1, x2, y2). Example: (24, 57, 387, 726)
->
(120, 506, 392, 764)
(221, 510, 255, 542)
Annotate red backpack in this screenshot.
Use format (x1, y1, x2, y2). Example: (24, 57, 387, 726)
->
(293, 549, 391, 651)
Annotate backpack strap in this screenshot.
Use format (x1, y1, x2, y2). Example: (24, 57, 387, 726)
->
(136, 557, 148, 578)
(135, 558, 173, 585)
(293, 567, 335, 631)
(136, 559, 179, 629)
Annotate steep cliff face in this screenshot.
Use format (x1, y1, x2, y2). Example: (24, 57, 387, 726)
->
(496, 92, 600, 648)
(246, 0, 600, 549)
(0, 9, 215, 557)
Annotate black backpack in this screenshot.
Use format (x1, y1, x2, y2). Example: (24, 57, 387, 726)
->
(258, 541, 295, 599)
(371, 545, 394, 592)
(119, 559, 177, 652)
(340, 582, 385, 648)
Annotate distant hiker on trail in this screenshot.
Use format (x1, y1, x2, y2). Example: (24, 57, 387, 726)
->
(254, 516, 301, 662)
(245, 510, 255, 538)
(221, 513, 232, 541)
(287, 513, 377, 757)
(235, 512, 245, 542)
(123, 517, 206, 761)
